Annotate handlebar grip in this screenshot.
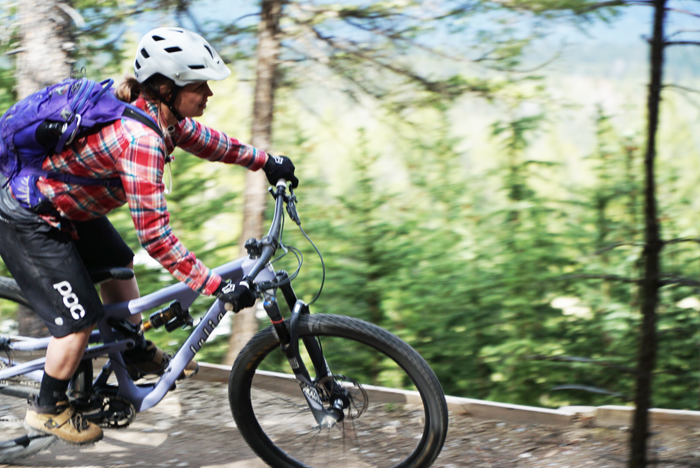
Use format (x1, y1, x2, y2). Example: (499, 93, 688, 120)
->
(276, 179, 287, 188)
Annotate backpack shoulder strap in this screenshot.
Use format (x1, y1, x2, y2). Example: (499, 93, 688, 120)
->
(121, 105, 165, 140)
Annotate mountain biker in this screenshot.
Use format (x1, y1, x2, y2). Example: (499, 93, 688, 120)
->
(0, 27, 298, 445)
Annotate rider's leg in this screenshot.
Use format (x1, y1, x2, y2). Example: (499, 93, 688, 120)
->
(0, 187, 104, 444)
(96, 260, 171, 376)
(44, 325, 94, 380)
(38, 325, 94, 408)
(99, 261, 141, 325)
(27, 343, 103, 445)
(100, 267, 199, 379)
(26, 330, 103, 444)
(104, 274, 199, 379)
(70, 220, 162, 374)
(95, 255, 198, 379)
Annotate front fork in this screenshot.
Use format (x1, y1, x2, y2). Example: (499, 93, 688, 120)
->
(262, 271, 346, 428)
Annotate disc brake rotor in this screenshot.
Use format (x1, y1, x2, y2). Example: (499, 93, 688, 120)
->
(317, 374, 368, 420)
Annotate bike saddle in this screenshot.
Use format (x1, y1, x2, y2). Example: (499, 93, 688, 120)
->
(88, 267, 135, 284)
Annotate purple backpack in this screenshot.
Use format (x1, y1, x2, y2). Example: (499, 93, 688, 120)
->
(0, 77, 163, 211)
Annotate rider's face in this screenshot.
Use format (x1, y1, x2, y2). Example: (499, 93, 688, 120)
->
(174, 82, 213, 118)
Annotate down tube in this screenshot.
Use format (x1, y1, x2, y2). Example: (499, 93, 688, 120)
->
(139, 300, 231, 411)
(139, 264, 276, 411)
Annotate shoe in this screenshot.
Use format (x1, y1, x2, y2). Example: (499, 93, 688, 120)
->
(124, 340, 170, 379)
(25, 398, 103, 445)
(178, 359, 199, 381)
(124, 340, 198, 381)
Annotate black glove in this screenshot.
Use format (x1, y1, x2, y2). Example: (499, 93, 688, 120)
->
(215, 279, 257, 312)
(263, 155, 299, 188)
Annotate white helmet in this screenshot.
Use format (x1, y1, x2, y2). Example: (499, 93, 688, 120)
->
(134, 27, 231, 86)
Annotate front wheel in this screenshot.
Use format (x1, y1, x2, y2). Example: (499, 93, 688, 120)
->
(229, 314, 448, 468)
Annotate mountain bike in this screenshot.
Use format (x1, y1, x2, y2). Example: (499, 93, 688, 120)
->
(0, 180, 449, 468)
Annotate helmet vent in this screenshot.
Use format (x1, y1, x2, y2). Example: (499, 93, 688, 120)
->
(165, 46, 183, 53)
(204, 45, 214, 58)
(135, 60, 141, 70)
(140, 48, 150, 58)
(188, 65, 206, 69)
(152, 35, 165, 41)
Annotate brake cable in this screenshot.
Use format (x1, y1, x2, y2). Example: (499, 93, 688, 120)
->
(288, 187, 325, 305)
(267, 187, 326, 305)
(297, 223, 325, 305)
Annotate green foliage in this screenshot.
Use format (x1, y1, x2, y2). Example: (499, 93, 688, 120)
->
(1, 0, 700, 416)
(261, 91, 700, 412)
(0, 1, 18, 113)
(496, 0, 625, 20)
(0, 64, 16, 114)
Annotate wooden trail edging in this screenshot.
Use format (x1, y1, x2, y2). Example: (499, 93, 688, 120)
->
(196, 362, 700, 428)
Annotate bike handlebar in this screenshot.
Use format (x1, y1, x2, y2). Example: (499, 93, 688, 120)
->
(243, 181, 288, 285)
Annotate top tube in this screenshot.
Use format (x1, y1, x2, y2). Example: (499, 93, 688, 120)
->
(102, 256, 256, 320)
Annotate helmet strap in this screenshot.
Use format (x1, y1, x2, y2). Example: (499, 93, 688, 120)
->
(145, 84, 185, 122)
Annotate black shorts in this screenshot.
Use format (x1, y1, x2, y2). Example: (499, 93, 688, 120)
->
(0, 185, 133, 338)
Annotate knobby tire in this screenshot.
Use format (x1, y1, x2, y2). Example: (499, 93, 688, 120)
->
(229, 314, 448, 468)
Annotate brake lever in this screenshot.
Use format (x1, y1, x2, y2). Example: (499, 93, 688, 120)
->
(286, 189, 301, 226)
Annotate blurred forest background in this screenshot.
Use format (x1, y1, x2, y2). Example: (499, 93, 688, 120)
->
(1, 0, 700, 415)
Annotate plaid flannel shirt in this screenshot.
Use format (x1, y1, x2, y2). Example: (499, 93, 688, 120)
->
(33, 95, 267, 295)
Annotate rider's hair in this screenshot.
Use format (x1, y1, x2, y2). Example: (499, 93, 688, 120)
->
(116, 74, 177, 103)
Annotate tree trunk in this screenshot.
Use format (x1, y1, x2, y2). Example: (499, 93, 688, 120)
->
(16, 0, 74, 99)
(14, 0, 73, 336)
(628, 1, 666, 467)
(225, 0, 283, 365)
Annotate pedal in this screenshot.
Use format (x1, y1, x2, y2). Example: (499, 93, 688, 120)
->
(78, 395, 135, 429)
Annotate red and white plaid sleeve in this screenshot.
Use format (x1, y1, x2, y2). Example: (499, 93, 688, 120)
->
(173, 118, 268, 169)
(117, 130, 221, 295)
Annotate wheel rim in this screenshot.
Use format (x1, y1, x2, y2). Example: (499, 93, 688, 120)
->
(240, 332, 433, 468)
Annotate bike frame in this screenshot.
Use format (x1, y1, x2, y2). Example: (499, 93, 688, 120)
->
(0, 257, 275, 412)
(0, 183, 337, 425)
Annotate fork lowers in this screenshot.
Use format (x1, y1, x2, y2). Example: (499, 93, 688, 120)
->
(318, 411, 343, 429)
(329, 400, 345, 422)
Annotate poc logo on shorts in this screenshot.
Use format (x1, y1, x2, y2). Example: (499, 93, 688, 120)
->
(53, 281, 86, 320)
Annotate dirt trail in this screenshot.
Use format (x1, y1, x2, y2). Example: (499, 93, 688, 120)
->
(3, 379, 697, 468)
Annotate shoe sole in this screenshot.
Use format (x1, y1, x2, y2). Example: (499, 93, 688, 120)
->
(23, 421, 104, 446)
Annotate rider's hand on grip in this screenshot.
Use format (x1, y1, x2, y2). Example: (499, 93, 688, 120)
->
(215, 279, 256, 312)
(263, 155, 299, 188)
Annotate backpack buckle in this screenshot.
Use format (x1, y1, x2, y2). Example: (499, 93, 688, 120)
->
(65, 114, 81, 146)
(56, 114, 82, 153)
